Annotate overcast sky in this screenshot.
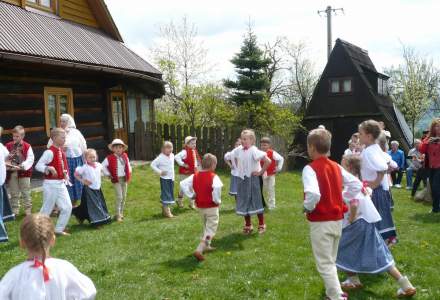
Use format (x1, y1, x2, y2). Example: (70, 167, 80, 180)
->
(105, 0, 439, 80)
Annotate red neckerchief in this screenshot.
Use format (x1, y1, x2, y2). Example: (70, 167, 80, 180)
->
(242, 146, 250, 151)
(30, 257, 50, 282)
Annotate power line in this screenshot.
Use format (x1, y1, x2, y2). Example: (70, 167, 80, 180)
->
(318, 6, 344, 60)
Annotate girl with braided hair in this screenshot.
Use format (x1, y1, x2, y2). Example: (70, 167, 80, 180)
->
(0, 213, 96, 299)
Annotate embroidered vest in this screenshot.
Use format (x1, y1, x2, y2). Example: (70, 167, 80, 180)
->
(179, 146, 200, 175)
(193, 171, 218, 208)
(107, 153, 131, 183)
(260, 149, 277, 176)
(6, 141, 33, 179)
(44, 146, 68, 180)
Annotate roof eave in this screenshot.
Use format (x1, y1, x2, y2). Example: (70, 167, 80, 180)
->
(88, 0, 123, 42)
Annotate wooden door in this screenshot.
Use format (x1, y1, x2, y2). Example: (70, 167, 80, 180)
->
(110, 92, 128, 143)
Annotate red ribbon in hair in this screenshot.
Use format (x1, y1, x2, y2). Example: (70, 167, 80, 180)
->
(31, 257, 50, 282)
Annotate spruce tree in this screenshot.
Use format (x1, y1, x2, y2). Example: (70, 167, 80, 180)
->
(224, 26, 271, 127)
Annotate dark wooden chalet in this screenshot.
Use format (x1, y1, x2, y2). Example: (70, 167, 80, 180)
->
(301, 39, 412, 160)
(0, 0, 164, 159)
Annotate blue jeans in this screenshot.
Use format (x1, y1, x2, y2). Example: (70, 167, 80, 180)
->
(406, 167, 414, 188)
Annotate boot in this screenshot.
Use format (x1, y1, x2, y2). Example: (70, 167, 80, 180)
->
(189, 199, 196, 210)
(397, 276, 416, 298)
(177, 197, 184, 208)
(162, 206, 174, 218)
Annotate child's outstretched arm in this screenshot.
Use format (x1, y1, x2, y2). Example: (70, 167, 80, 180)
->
(212, 176, 223, 205)
(180, 175, 195, 199)
(302, 165, 321, 213)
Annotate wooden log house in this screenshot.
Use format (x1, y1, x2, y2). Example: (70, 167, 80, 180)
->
(0, 0, 165, 159)
(301, 39, 413, 160)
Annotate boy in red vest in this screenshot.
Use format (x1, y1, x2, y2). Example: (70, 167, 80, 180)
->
(180, 153, 223, 261)
(5, 125, 34, 216)
(175, 136, 201, 209)
(35, 128, 72, 236)
(102, 139, 132, 222)
(302, 128, 362, 300)
(260, 137, 284, 210)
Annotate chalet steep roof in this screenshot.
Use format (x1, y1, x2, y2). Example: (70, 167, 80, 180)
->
(336, 39, 377, 72)
(0, 1, 161, 77)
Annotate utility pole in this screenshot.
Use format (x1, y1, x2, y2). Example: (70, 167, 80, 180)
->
(318, 6, 344, 60)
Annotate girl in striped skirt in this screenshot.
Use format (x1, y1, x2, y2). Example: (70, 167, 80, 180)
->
(337, 154, 416, 298)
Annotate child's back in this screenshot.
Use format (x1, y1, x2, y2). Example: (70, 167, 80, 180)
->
(0, 258, 96, 300)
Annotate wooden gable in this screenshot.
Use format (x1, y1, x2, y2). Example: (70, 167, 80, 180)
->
(0, 0, 122, 41)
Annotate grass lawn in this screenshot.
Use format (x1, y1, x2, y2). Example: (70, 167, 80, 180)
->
(1, 165, 439, 299)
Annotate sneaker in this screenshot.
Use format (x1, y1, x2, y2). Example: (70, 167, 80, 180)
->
(397, 287, 416, 298)
(177, 198, 184, 208)
(405, 186, 412, 190)
(341, 277, 363, 290)
(395, 184, 402, 189)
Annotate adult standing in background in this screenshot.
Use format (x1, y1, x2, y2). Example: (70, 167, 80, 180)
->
(48, 114, 87, 207)
(388, 141, 405, 188)
(420, 119, 440, 213)
(406, 139, 423, 191)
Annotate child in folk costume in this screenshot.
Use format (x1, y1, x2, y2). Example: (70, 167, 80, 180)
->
(359, 120, 397, 245)
(5, 125, 34, 216)
(0, 139, 9, 242)
(35, 128, 72, 236)
(175, 136, 201, 209)
(102, 139, 132, 222)
(302, 128, 362, 300)
(224, 138, 241, 200)
(72, 149, 111, 227)
(336, 155, 416, 298)
(150, 141, 176, 218)
(230, 129, 271, 234)
(377, 132, 398, 213)
(0, 214, 96, 299)
(259, 137, 284, 210)
(180, 153, 223, 261)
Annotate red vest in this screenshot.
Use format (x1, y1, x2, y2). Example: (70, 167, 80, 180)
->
(44, 146, 69, 180)
(5, 141, 33, 179)
(306, 157, 347, 222)
(193, 171, 218, 208)
(179, 146, 200, 175)
(106, 153, 131, 183)
(261, 149, 277, 176)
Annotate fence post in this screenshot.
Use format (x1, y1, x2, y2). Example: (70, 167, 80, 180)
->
(196, 126, 202, 153)
(208, 127, 215, 154)
(176, 125, 182, 151)
(202, 127, 208, 154)
(215, 127, 223, 165)
(163, 123, 170, 141)
(170, 124, 176, 149)
(183, 125, 189, 140)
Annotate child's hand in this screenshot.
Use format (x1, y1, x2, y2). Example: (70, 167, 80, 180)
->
(160, 171, 167, 176)
(183, 164, 189, 169)
(46, 166, 57, 176)
(252, 171, 262, 176)
(83, 179, 92, 186)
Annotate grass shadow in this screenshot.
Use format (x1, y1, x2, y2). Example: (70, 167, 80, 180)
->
(410, 212, 440, 224)
(161, 255, 202, 272)
(214, 232, 257, 252)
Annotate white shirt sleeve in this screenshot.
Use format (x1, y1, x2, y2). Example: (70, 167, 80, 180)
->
(35, 150, 54, 174)
(252, 147, 267, 161)
(180, 175, 194, 199)
(302, 165, 321, 211)
(174, 150, 187, 167)
(212, 175, 223, 204)
(21, 146, 34, 171)
(340, 166, 363, 201)
(224, 151, 231, 161)
(150, 155, 162, 175)
(64, 262, 97, 300)
(101, 158, 110, 176)
(127, 157, 132, 173)
(273, 151, 284, 172)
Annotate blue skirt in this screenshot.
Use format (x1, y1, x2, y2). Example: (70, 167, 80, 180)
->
(0, 185, 8, 242)
(337, 219, 395, 274)
(72, 186, 111, 226)
(67, 156, 84, 202)
(372, 187, 397, 240)
(236, 176, 264, 216)
(229, 175, 239, 195)
(2, 185, 14, 222)
(160, 178, 175, 205)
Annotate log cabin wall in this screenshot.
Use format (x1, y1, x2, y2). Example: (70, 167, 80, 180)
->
(0, 63, 110, 161)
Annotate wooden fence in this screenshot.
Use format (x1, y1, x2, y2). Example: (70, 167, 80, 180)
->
(129, 121, 288, 169)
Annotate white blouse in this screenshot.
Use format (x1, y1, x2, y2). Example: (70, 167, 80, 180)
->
(150, 153, 175, 181)
(342, 187, 382, 229)
(48, 128, 87, 158)
(360, 144, 388, 182)
(0, 258, 96, 300)
(230, 145, 267, 179)
(224, 151, 239, 177)
(75, 163, 103, 190)
(0, 143, 9, 186)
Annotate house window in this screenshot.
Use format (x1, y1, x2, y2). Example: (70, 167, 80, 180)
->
(378, 78, 388, 95)
(330, 78, 353, 94)
(27, 0, 54, 11)
(44, 87, 74, 136)
(141, 99, 150, 123)
(112, 95, 124, 130)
